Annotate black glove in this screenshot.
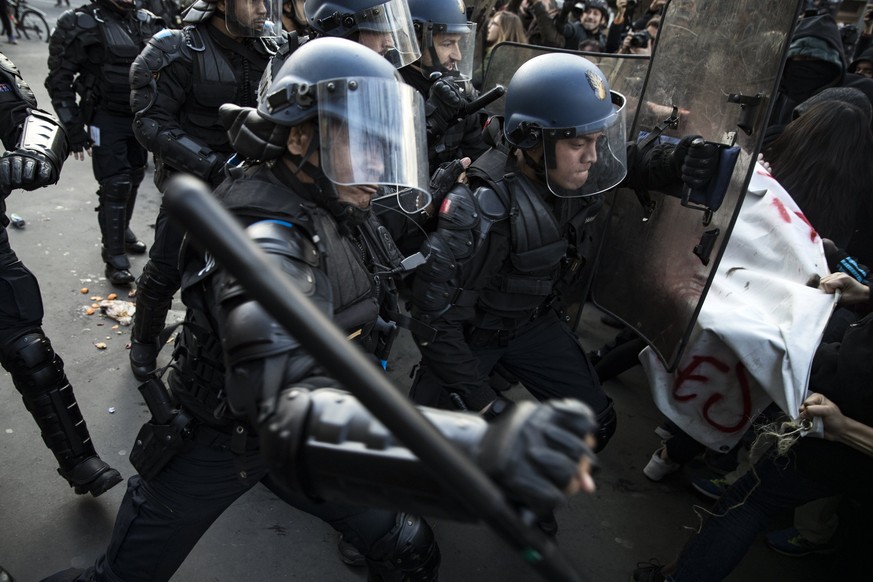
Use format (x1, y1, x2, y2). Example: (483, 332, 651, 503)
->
(66, 125, 92, 154)
(672, 135, 719, 192)
(429, 158, 468, 205)
(478, 399, 597, 517)
(0, 149, 58, 196)
(426, 77, 466, 141)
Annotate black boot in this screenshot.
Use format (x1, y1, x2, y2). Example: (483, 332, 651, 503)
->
(129, 262, 176, 380)
(103, 250, 135, 285)
(98, 179, 135, 285)
(125, 228, 147, 254)
(124, 182, 147, 254)
(1, 331, 123, 498)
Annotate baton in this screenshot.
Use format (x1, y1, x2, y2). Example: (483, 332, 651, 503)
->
(462, 84, 506, 116)
(163, 174, 588, 582)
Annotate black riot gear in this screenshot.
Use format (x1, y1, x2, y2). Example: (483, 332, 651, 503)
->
(126, 9, 282, 379)
(45, 1, 162, 284)
(1, 51, 122, 498)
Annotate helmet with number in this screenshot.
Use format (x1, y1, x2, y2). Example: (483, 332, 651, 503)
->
(227, 37, 430, 215)
(504, 53, 627, 197)
(305, 0, 420, 68)
(406, 0, 476, 81)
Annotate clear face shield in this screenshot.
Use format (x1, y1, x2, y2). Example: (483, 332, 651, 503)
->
(317, 77, 430, 213)
(541, 91, 627, 197)
(420, 22, 477, 81)
(352, 0, 421, 68)
(225, 0, 282, 37)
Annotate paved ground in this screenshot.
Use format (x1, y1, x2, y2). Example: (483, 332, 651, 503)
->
(0, 8, 834, 581)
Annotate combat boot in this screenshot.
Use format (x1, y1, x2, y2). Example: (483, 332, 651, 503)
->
(58, 455, 123, 497)
(125, 228, 147, 254)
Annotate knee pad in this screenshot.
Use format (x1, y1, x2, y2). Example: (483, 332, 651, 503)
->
(366, 514, 440, 582)
(98, 175, 133, 203)
(0, 260, 44, 328)
(137, 260, 181, 303)
(594, 397, 617, 453)
(0, 330, 65, 396)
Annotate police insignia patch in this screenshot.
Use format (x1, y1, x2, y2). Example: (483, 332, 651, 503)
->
(586, 70, 607, 101)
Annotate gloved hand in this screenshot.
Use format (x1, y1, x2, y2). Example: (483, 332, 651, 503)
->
(426, 77, 466, 141)
(478, 399, 598, 517)
(672, 135, 719, 192)
(0, 148, 59, 196)
(66, 125, 92, 155)
(429, 157, 471, 206)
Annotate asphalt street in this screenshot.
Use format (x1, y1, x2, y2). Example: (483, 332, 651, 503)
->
(0, 7, 831, 581)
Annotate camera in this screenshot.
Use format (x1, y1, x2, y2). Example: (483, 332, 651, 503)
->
(629, 29, 651, 48)
(571, 2, 586, 16)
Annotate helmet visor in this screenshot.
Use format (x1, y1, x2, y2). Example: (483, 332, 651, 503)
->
(353, 0, 421, 68)
(318, 77, 430, 213)
(421, 22, 477, 81)
(225, 0, 282, 37)
(542, 91, 627, 197)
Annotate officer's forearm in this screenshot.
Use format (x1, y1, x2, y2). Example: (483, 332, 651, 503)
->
(260, 387, 489, 521)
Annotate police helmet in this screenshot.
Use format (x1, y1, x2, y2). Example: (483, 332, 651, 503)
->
(406, 0, 476, 80)
(304, 0, 420, 67)
(504, 53, 627, 197)
(258, 37, 430, 211)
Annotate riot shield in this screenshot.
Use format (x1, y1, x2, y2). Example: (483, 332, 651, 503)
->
(479, 42, 651, 330)
(590, 0, 802, 370)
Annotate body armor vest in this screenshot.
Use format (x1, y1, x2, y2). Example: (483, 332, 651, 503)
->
(95, 10, 147, 114)
(169, 165, 394, 426)
(180, 26, 273, 152)
(476, 174, 568, 324)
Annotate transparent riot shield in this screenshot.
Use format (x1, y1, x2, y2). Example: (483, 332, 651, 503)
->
(479, 42, 651, 330)
(590, 0, 802, 370)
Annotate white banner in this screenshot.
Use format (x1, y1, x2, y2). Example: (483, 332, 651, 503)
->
(639, 162, 837, 451)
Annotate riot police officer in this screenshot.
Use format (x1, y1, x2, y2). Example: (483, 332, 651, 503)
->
(402, 0, 488, 170)
(42, 38, 598, 582)
(0, 52, 122, 498)
(410, 53, 715, 452)
(304, 0, 421, 68)
(45, 0, 164, 285)
(127, 0, 286, 379)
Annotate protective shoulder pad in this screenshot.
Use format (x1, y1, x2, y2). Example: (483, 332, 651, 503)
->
(130, 29, 187, 92)
(73, 9, 98, 30)
(474, 184, 510, 221)
(438, 184, 480, 230)
(0, 53, 36, 108)
(217, 220, 319, 305)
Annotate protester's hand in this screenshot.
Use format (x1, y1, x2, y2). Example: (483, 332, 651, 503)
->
(819, 272, 870, 305)
(800, 393, 847, 442)
(756, 152, 771, 173)
(864, 6, 873, 36)
(478, 400, 598, 517)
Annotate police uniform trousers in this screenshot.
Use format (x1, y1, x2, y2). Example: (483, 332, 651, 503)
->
(85, 423, 397, 582)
